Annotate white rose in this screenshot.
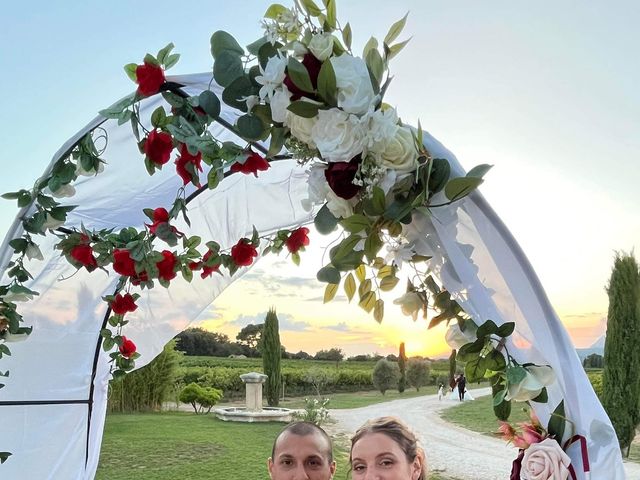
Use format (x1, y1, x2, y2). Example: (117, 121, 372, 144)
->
(255, 54, 287, 100)
(25, 243, 44, 261)
(285, 112, 317, 148)
(330, 55, 376, 115)
(49, 183, 76, 198)
(393, 291, 423, 321)
(506, 365, 556, 402)
(309, 33, 334, 61)
(311, 108, 365, 162)
(377, 126, 418, 172)
(76, 160, 104, 177)
(444, 322, 478, 350)
(42, 213, 65, 230)
(292, 41, 309, 56)
(270, 87, 292, 123)
(325, 189, 354, 218)
(521, 438, 571, 480)
(364, 107, 399, 154)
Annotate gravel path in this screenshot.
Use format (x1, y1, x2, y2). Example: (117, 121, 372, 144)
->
(328, 388, 640, 479)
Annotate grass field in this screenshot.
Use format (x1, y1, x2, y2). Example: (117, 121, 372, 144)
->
(279, 388, 436, 409)
(97, 411, 459, 479)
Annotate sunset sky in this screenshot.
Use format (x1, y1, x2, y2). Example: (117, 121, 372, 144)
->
(1, 1, 638, 358)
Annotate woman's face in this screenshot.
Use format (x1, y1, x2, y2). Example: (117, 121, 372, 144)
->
(350, 432, 421, 480)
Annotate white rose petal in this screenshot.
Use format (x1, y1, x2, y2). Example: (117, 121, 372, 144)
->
(506, 365, 556, 402)
(270, 87, 292, 123)
(521, 438, 571, 480)
(241, 95, 259, 112)
(330, 55, 376, 115)
(255, 54, 288, 100)
(377, 126, 419, 172)
(50, 183, 76, 198)
(76, 160, 105, 177)
(309, 33, 334, 61)
(25, 243, 44, 261)
(325, 189, 354, 219)
(311, 108, 365, 162)
(285, 112, 317, 148)
(292, 41, 309, 56)
(364, 107, 399, 154)
(42, 213, 65, 230)
(444, 323, 478, 350)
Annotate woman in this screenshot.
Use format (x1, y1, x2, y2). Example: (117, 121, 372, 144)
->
(349, 416, 427, 480)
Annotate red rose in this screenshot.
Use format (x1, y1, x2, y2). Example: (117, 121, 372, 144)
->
(146, 207, 170, 234)
(144, 130, 173, 166)
(324, 155, 362, 199)
(230, 152, 270, 177)
(156, 250, 177, 281)
(175, 144, 203, 185)
(110, 293, 138, 315)
(135, 62, 165, 97)
(131, 271, 149, 286)
(200, 250, 220, 278)
(119, 336, 137, 358)
(284, 53, 322, 101)
(231, 239, 258, 267)
(70, 244, 97, 269)
(112, 249, 137, 277)
(286, 227, 310, 253)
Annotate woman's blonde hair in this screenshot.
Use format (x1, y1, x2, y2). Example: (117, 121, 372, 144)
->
(350, 416, 427, 480)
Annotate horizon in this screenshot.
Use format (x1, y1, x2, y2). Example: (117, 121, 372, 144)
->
(1, 0, 638, 359)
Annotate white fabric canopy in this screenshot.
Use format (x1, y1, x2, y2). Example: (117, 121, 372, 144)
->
(0, 73, 623, 479)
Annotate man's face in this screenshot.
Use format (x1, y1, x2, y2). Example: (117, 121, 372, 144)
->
(268, 431, 336, 480)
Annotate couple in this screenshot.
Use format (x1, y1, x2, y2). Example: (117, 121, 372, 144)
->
(268, 416, 426, 480)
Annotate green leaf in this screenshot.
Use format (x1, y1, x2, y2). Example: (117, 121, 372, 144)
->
(362, 36, 379, 61)
(258, 42, 281, 69)
(456, 339, 484, 362)
(506, 365, 527, 385)
(466, 164, 493, 178)
(366, 48, 384, 86)
(287, 101, 320, 118)
(464, 357, 486, 383)
(358, 291, 376, 313)
(123, 63, 138, 83)
(341, 214, 371, 233)
(314, 204, 339, 233)
(476, 319, 499, 339)
(268, 127, 286, 157)
(213, 50, 245, 87)
(384, 198, 412, 223)
(317, 265, 341, 284)
(428, 158, 450, 194)
(364, 231, 383, 263)
(484, 349, 507, 372)
(317, 60, 337, 106)
(199, 91, 221, 118)
(547, 400, 566, 442)
(164, 54, 180, 70)
(444, 176, 484, 202)
(210, 31, 244, 59)
(342, 22, 352, 50)
(9, 238, 28, 253)
(150, 107, 167, 128)
(156, 43, 174, 65)
(0, 452, 12, 464)
(237, 114, 265, 141)
(380, 275, 399, 292)
(207, 168, 220, 190)
(325, 0, 337, 29)
(373, 299, 384, 323)
(497, 322, 515, 338)
(323, 283, 338, 303)
(384, 12, 408, 45)
(300, 0, 322, 16)
(344, 273, 356, 301)
(386, 38, 412, 61)
(363, 186, 386, 216)
(246, 37, 269, 56)
(492, 386, 507, 407)
(264, 3, 289, 19)
(222, 75, 253, 111)
(532, 387, 548, 403)
(331, 235, 362, 264)
(287, 57, 314, 93)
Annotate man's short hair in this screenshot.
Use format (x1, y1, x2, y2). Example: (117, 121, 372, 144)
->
(271, 422, 334, 462)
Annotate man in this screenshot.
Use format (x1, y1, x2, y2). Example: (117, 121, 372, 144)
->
(457, 373, 467, 401)
(268, 422, 336, 480)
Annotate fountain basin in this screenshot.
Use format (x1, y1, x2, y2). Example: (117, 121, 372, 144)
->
(214, 406, 294, 423)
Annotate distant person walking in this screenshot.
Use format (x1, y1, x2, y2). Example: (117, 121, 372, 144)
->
(457, 374, 466, 401)
(437, 383, 444, 401)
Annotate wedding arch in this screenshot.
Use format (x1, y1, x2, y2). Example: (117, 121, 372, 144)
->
(0, 2, 624, 479)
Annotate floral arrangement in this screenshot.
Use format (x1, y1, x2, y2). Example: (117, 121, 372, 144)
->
(0, 1, 586, 474)
(293, 397, 331, 427)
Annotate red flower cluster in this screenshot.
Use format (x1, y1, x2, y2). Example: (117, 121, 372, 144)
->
(110, 293, 138, 315)
(230, 152, 270, 177)
(231, 239, 258, 267)
(144, 130, 173, 166)
(112, 249, 137, 277)
(189, 250, 220, 279)
(119, 336, 137, 358)
(70, 234, 97, 270)
(175, 144, 203, 185)
(286, 227, 310, 253)
(157, 250, 177, 281)
(135, 62, 165, 97)
(147, 208, 170, 235)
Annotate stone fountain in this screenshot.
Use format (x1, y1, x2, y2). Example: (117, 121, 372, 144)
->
(214, 372, 293, 422)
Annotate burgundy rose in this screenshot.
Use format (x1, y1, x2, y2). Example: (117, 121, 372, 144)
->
(284, 53, 322, 101)
(156, 250, 177, 281)
(286, 227, 310, 253)
(175, 144, 203, 185)
(510, 449, 524, 480)
(70, 244, 97, 269)
(112, 249, 137, 277)
(144, 130, 173, 166)
(324, 155, 362, 199)
(231, 239, 258, 267)
(119, 336, 137, 358)
(230, 152, 270, 177)
(135, 62, 165, 97)
(110, 293, 138, 315)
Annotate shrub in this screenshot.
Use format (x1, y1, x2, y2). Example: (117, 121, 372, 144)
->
(406, 359, 431, 392)
(372, 359, 400, 395)
(179, 382, 223, 414)
(293, 398, 331, 426)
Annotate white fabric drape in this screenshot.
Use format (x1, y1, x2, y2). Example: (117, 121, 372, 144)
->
(0, 73, 623, 479)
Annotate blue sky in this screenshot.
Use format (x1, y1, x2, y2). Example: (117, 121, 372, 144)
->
(1, 1, 638, 355)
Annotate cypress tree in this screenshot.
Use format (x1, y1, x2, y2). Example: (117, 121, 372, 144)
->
(602, 252, 640, 456)
(262, 307, 282, 407)
(398, 342, 407, 393)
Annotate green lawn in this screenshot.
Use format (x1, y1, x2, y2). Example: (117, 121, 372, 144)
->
(280, 387, 436, 409)
(97, 411, 458, 479)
